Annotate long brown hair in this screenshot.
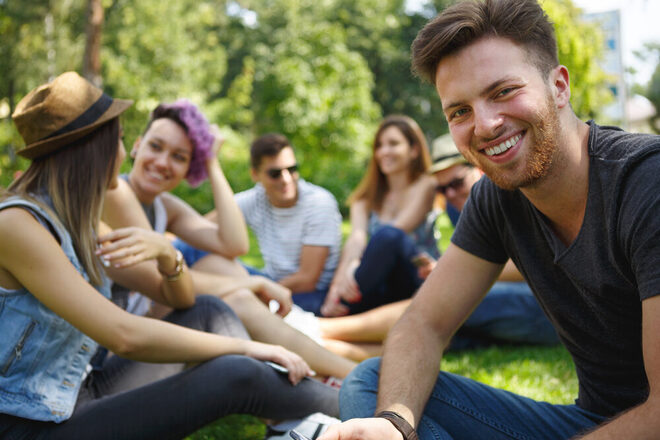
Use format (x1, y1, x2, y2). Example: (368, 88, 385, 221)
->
(7, 118, 120, 286)
(348, 115, 431, 212)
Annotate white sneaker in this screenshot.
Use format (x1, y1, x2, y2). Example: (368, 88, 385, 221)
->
(264, 412, 340, 439)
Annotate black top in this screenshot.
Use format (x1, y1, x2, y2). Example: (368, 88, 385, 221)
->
(452, 121, 660, 417)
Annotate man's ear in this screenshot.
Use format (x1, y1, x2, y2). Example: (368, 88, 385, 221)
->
(130, 137, 142, 159)
(550, 65, 571, 109)
(250, 167, 259, 183)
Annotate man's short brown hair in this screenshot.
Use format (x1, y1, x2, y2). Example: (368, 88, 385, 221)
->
(412, 0, 559, 85)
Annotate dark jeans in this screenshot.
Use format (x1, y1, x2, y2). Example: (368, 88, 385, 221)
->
(450, 282, 559, 350)
(345, 225, 424, 314)
(340, 358, 606, 440)
(0, 296, 338, 440)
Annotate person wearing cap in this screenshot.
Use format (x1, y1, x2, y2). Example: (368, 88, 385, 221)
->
(323, 0, 660, 438)
(101, 102, 355, 379)
(320, 115, 439, 318)
(0, 72, 339, 438)
(315, 135, 557, 361)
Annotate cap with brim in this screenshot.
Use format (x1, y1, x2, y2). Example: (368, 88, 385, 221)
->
(429, 133, 467, 174)
(12, 71, 133, 159)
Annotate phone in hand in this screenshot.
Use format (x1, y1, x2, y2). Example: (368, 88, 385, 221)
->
(290, 430, 311, 440)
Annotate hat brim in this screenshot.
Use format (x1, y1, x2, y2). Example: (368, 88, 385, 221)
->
(428, 155, 468, 174)
(18, 98, 133, 159)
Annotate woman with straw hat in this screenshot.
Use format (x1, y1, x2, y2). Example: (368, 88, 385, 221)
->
(0, 72, 337, 439)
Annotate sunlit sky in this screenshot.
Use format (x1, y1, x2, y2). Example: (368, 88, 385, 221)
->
(406, 0, 660, 86)
(573, 0, 659, 85)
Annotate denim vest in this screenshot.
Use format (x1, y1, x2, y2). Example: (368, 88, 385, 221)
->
(0, 196, 112, 422)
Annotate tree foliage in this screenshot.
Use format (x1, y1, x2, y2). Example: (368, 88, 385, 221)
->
(1, 0, 612, 207)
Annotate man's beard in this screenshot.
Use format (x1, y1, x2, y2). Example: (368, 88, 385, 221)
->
(466, 94, 561, 191)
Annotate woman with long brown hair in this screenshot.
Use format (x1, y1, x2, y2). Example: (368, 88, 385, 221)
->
(0, 72, 336, 439)
(321, 115, 438, 317)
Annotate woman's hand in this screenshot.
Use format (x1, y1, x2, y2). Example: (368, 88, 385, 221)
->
(252, 276, 293, 317)
(97, 227, 175, 269)
(244, 341, 313, 385)
(321, 262, 361, 316)
(206, 124, 225, 168)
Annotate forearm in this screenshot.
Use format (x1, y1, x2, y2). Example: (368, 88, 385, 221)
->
(190, 269, 261, 298)
(278, 271, 318, 293)
(376, 310, 446, 428)
(207, 162, 249, 256)
(115, 313, 250, 362)
(334, 233, 366, 278)
(152, 247, 195, 308)
(576, 399, 660, 439)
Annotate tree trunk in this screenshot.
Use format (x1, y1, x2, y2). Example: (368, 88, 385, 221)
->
(83, 0, 104, 87)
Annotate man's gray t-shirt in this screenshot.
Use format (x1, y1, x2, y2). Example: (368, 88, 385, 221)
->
(452, 122, 660, 417)
(235, 179, 342, 291)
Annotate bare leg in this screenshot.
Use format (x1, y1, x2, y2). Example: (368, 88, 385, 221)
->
(318, 299, 411, 342)
(191, 253, 356, 378)
(224, 288, 356, 378)
(321, 340, 384, 363)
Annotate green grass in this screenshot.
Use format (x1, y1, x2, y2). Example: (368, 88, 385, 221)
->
(186, 216, 579, 439)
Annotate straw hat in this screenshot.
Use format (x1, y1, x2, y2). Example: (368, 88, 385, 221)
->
(12, 71, 133, 159)
(428, 133, 467, 174)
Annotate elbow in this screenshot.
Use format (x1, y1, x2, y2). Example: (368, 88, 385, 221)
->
(232, 241, 250, 257)
(105, 317, 145, 358)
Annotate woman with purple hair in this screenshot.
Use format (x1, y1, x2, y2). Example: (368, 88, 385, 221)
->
(101, 100, 355, 380)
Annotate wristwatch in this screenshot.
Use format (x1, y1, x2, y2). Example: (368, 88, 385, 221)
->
(159, 249, 184, 281)
(376, 411, 418, 440)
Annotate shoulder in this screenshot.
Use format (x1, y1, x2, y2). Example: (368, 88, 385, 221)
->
(298, 180, 338, 208)
(589, 122, 660, 162)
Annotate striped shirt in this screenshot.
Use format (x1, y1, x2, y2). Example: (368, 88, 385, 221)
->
(236, 179, 341, 291)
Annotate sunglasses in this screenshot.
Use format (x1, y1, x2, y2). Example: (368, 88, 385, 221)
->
(436, 176, 466, 195)
(265, 164, 299, 179)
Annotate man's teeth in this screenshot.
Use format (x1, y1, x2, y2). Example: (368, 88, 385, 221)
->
(484, 134, 521, 156)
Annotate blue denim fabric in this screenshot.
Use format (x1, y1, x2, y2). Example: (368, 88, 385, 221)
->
(172, 238, 209, 267)
(346, 225, 425, 314)
(340, 358, 606, 440)
(0, 197, 112, 422)
(450, 282, 559, 350)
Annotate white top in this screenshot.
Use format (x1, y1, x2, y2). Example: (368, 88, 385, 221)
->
(236, 179, 342, 291)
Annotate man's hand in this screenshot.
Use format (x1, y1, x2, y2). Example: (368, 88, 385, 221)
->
(318, 418, 404, 440)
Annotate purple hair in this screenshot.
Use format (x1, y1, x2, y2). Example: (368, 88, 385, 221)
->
(146, 99, 214, 187)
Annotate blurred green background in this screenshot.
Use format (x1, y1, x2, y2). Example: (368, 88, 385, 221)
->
(0, 0, 634, 213)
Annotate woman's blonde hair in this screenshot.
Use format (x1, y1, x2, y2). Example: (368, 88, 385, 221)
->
(348, 115, 431, 211)
(7, 118, 120, 286)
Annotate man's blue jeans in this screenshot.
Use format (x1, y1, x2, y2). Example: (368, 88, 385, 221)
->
(340, 358, 606, 439)
(451, 282, 559, 350)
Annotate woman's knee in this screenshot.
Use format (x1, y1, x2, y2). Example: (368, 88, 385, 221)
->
(369, 226, 406, 250)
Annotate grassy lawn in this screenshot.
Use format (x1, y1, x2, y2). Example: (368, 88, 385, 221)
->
(186, 215, 578, 439)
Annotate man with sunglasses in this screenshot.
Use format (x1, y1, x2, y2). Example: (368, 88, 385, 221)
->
(236, 133, 342, 315)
